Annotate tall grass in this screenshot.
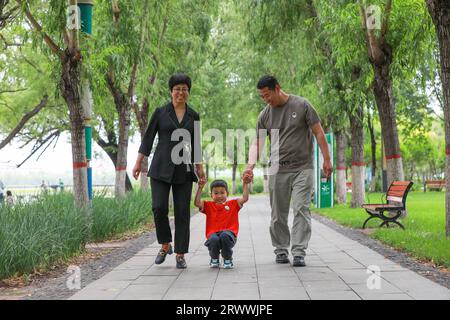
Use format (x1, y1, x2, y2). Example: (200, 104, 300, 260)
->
(90, 189, 152, 242)
(0, 190, 153, 280)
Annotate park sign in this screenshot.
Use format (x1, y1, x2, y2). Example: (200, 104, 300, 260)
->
(314, 133, 334, 208)
(77, 0, 93, 35)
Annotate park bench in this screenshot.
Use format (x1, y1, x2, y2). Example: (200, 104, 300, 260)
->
(424, 180, 445, 192)
(361, 181, 414, 230)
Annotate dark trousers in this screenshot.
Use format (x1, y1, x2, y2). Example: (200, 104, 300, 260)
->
(151, 178, 193, 254)
(205, 231, 236, 260)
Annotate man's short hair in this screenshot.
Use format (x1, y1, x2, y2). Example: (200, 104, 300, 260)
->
(210, 179, 228, 192)
(257, 75, 279, 90)
(169, 73, 192, 92)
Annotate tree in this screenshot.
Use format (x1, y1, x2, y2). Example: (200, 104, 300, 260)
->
(425, 0, 450, 236)
(16, 0, 89, 208)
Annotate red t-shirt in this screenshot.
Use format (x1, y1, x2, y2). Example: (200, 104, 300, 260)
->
(201, 199, 242, 239)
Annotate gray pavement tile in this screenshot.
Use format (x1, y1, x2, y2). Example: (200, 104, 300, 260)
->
(307, 290, 361, 300)
(131, 275, 177, 286)
(259, 286, 309, 300)
(115, 284, 169, 300)
(164, 287, 213, 300)
(211, 283, 260, 300)
(258, 276, 303, 288)
(142, 266, 184, 276)
(303, 280, 351, 292)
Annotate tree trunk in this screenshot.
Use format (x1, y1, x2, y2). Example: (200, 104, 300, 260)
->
(106, 72, 130, 198)
(373, 63, 404, 186)
(367, 110, 377, 192)
(115, 107, 130, 197)
(349, 107, 365, 208)
(425, 0, 450, 236)
(94, 135, 133, 192)
(60, 51, 89, 209)
(335, 130, 347, 204)
(361, 1, 404, 186)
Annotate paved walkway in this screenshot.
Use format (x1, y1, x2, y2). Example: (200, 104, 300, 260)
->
(69, 195, 450, 300)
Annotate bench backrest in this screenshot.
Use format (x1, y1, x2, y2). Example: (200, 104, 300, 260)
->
(386, 181, 414, 206)
(425, 180, 445, 186)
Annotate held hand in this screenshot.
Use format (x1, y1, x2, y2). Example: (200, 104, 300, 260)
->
(242, 168, 254, 184)
(132, 162, 141, 180)
(323, 159, 333, 178)
(198, 178, 207, 189)
(196, 167, 207, 185)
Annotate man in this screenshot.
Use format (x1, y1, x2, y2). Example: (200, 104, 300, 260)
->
(244, 75, 332, 267)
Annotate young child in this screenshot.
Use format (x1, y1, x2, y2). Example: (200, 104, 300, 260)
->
(195, 178, 249, 269)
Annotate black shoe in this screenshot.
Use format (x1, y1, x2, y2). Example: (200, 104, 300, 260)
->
(155, 245, 173, 265)
(293, 256, 306, 267)
(176, 255, 187, 269)
(275, 253, 290, 264)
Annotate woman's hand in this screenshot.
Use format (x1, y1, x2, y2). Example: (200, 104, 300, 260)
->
(195, 165, 207, 185)
(132, 162, 141, 180)
(198, 178, 207, 189)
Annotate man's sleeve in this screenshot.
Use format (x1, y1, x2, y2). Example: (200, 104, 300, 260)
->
(304, 100, 321, 128)
(256, 110, 268, 138)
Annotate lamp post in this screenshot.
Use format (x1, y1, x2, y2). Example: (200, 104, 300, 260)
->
(77, 0, 94, 203)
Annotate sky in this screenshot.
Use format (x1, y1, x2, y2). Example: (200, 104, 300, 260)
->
(0, 132, 142, 187)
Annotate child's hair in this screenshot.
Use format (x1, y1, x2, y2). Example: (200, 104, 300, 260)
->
(210, 180, 228, 192)
(6, 190, 12, 196)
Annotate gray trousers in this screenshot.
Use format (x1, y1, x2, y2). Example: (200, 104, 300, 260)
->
(269, 169, 313, 257)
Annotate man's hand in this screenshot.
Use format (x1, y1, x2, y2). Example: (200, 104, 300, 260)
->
(323, 159, 333, 178)
(242, 166, 254, 184)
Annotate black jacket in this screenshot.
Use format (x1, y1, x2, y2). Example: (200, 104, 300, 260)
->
(139, 101, 201, 184)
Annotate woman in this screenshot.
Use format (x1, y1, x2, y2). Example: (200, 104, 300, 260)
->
(133, 73, 205, 269)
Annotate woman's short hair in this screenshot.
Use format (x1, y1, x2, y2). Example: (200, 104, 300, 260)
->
(257, 75, 279, 90)
(169, 73, 192, 92)
(210, 179, 228, 192)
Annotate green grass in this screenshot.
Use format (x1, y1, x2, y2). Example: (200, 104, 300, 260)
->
(0, 190, 153, 280)
(314, 192, 450, 268)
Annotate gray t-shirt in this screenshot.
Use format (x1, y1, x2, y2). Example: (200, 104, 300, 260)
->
(256, 95, 320, 173)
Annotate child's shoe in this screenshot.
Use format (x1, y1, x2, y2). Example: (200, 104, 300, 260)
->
(209, 258, 220, 268)
(223, 259, 234, 269)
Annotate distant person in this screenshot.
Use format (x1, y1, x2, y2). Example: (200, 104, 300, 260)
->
(0, 179, 4, 204)
(5, 190, 14, 206)
(59, 179, 65, 192)
(40, 180, 48, 193)
(194, 179, 249, 269)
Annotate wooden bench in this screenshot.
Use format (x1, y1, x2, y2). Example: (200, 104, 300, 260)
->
(361, 181, 414, 230)
(425, 180, 445, 192)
